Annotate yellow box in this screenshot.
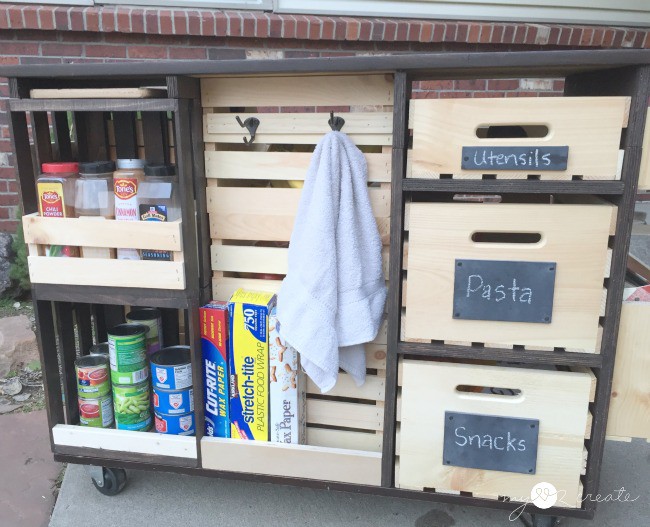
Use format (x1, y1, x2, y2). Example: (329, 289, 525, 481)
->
(228, 289, 276, 441)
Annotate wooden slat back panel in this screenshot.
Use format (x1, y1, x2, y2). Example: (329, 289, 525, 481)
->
(202, 74, 392, 453)
(201, 74, 394, 108)
(410, 97, 629, 180)
(639, 111, 650, 190)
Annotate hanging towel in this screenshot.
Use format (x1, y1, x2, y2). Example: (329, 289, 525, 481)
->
(277, 131, 387, 393)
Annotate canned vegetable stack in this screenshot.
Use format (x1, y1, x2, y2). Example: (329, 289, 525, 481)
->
(151, 346, 195, 436)
(108, 324, 152, 431)
(76, 354, 113, 428)
(126, 308, 164, 356)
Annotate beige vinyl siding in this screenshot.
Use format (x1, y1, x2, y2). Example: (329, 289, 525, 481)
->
(276, 0, 650, 27)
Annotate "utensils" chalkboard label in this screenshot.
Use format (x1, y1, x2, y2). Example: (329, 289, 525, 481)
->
(443, 411, 539, 475)
(461, 146, 569, 171)
(452, 259, 556, 324)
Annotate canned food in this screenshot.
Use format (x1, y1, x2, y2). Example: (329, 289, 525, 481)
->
(113, 381, 152, 431)
(79, 395, 114, 428)
(126, 308, 163, 356)
(153, 386, 194, 415)
(89, 342, 109, 357)
(154, 411, 195, 436)
(150, 346, 192, 390)
(108, 324, 149, 385)
(76, 355, 110, 399)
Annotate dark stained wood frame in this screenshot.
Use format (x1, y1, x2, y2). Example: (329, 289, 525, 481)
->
(5, 50, 650, 522)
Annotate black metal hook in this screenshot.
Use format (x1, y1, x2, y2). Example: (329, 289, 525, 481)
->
(235, 115, 260, 145)
(328, 111, 345, 132)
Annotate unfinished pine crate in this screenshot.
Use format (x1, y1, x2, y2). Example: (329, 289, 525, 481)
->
(638, 110, 650, 191)
(403, 200, 616, 352)
(199, 73, 392, 484)
(408, 97, 629, 180)
(22, 213, 185, 289)
(396, 359, 594, 507)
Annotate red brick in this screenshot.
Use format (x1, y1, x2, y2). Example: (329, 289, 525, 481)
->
(547, 26, 561, 46)
(591, 28, 605, 47)
(2, 42, 39, 56)
(159, 10, 173, 35)
(407, 22, 420, 41)
(0, 57, 19, 66)
(359, 18, 372, 41)
(69, 8, 83, 31)
(480, 24, 494, 44)
(144, 9, 159, 34)
(0, 8, 8, 29)
(622, 30, 636, 48)
(283, 15, 296, 39)
(84, 7, 99, 32)
(602, 28, 615, 47)
(487, 79, 519, 90)
(456, 22, 469, 42)
(0, 220, 19, 232)
(514, 25, 527, 44)
(412, 91, 440, 99)
(395, 20, 409, 41)
(473, 91, 504, 98)
(116, 8, 130, 32)
(187, 10, 201, 35)
(255, 13, 269, 38)
(371, 18, 384, 41)
(101, 9, 115, 32)
(418, 80, 453, 90)
(490, 24, 504, 44)
(644, 32, 650, 49)
(380, 19, 395, 41)
(465, 23, 479, 43)
(42, 43, 83, 57)
(440, 91, 472, 99)
(558, 27, 572, 46)
(215, 12, 228, 36)
(346, 18, 360, 40)
(0, 207, 10, 219)
(431, 23, 444, 42)
(634, 31, 646, 48)
(169, 46, 206, 60)
(455, 79, 486, 90)
(229, 12, 242, 37)
(502, 24, 515, 43)
(8, 6, 22, 28)
(578, 27, 593, 46)
(199, 10, 214, 36)
(419, 21, 434, 43)
(8, 181, 18, 193)
(0, 84, 9, 97)
(127, 45, 167, 59)
(0, 193, 18, 206)
(553, 80, 565, 91)
(0, 168, 16, 180)
(569, 27, 582, 46)
(85, 44, 127, 58)
(131, 9, 145, 33)
(22, 6, 39, 29)
(174, 10, 188, 35)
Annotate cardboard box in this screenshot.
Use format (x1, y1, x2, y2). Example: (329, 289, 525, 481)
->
(200, 302, 230, 438)
(269, 306, 306, 444)
(228, 289, 276, 441)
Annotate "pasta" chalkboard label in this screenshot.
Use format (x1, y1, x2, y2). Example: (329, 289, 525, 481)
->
(461, 146, 569, 171)
(452, 259, 556, 324)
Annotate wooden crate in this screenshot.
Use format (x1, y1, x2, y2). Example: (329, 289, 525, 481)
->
(200, 73, 392, 465)
(396, 360, 594, 507)
(638, 110, 650, 191)
(606, 301, 650, 442)
(409, 97, 629, 180)
(23, 213, 185, 289)
(403, 202, 616, 352)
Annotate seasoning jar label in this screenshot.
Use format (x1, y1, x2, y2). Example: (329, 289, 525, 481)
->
(139, 205, 172, 261)
(114, 178, 139, 221)
(38, 182, 65, 217)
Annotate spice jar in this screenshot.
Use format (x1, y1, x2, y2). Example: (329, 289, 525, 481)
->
(139, 165, 179, 261)
(114, 159, 146, 260)
(75, 161, 115, 218)
(37, 162, 79, 218)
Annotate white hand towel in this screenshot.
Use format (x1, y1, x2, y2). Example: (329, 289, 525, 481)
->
(277, 131, 387, 393)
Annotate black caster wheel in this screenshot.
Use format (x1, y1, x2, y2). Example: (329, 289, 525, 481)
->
(91, 467, 127, 496)
(531, 514, 559, 527)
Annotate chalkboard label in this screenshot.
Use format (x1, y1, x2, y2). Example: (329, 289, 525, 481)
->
(443, 412, 539, 475)
(461, 146, 569, 171)
(452, 259, 556, 324)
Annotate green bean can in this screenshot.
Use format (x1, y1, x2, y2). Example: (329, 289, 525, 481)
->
(79, 395, 114, 428)
(108, 324, 149, 385)
(126, 308, 163, 356)
(113, 381, 152, 431)
(76, 355, 110, 399)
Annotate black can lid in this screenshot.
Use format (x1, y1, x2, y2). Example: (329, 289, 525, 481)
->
(78, 160, 116, 174)
(144, 164, 176, 177)
(150, 345, 190, 367)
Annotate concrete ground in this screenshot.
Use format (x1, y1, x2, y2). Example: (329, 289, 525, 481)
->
(0, 410, 62, 527)
(50, 439, 647, 527)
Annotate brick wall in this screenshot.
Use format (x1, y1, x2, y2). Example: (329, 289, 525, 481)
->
(0, 4, 646, 232)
